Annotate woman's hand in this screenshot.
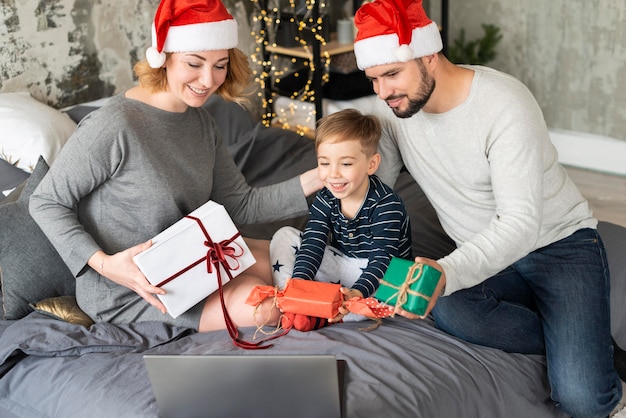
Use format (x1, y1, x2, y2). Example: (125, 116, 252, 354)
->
(394, 256, 446, 320)
(299, 167, 323, 197)
(88, 240, 168, 314)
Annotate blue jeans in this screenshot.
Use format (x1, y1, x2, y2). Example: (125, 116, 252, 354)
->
(432, 228, 622, 418)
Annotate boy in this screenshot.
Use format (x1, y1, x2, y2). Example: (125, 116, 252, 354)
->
(270, 109, 412, 322)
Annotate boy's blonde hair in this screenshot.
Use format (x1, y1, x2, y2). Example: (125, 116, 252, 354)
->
(133, 48, 252, 105)
(315, 109, 381, 156)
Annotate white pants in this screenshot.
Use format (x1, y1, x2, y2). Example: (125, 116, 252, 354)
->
(269, 226, 369, 321)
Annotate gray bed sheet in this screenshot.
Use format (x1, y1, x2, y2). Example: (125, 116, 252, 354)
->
(7, 96, 625, 417)
(0, 313, 565, 418)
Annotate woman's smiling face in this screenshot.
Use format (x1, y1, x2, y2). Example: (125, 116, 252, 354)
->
(164, 50, 229, 111)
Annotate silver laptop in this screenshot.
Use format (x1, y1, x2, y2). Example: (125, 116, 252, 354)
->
(143, 354, 343, 418)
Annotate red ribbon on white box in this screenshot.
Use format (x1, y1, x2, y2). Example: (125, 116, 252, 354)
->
(156, 215, 275, 350)
(154, 215, 243, 288)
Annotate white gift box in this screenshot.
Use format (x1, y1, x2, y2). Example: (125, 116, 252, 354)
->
(133, 201, 256, 318)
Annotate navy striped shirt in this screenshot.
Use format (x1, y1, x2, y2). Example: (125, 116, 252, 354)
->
(293, 175, 412, 297)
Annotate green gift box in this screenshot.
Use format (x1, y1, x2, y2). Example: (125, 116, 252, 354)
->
(375, 257, 442, 316)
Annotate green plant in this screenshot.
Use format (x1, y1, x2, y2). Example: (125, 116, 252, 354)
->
(448, 23, 503, 65)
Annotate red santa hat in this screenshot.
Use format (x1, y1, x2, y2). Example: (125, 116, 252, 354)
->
(146, 0, 238, 68)
(353, 0, 442, 70)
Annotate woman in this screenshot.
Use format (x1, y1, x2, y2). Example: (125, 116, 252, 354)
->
(29, 0, 320, 332)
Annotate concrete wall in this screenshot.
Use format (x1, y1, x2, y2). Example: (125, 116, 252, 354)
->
(434, 0, 626, 143)
(2, 0, 625, 146)
(1, 0, 157, 108)
(0, 0, 252, 108)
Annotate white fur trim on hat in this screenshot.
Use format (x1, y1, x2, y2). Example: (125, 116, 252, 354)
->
(146, 19, 238, 68)
(354, 21, 442, 70)
(163, 19, 237, 53)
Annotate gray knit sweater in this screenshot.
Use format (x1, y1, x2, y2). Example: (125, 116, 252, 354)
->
(374, 66, 596, 295)
(30, 94, 308, 325)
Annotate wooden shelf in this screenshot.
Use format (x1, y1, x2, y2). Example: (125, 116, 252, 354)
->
(264, 34, 353, 123)
(257, 0, 447, 126)
(266, 39, 354, 60)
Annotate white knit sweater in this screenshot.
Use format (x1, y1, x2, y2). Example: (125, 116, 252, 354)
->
(374, 66, 596, 294)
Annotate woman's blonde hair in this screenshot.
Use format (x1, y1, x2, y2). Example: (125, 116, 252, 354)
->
(133, 48, 252, 105)
(315, 109, 382, 157)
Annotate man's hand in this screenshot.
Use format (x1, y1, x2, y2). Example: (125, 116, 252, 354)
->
(394, 256, 446, 320)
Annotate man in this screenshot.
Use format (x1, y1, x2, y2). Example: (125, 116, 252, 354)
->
(352, 0, 622, 416)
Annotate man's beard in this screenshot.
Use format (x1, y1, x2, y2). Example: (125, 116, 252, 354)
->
(388, 64, 435, 119)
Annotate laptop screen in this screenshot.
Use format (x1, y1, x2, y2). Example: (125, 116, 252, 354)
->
(144, 354, 343, 418)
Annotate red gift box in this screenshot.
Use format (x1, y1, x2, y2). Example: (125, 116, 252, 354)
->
(246, 279, 343, 319)
(279, 279, 343, 319)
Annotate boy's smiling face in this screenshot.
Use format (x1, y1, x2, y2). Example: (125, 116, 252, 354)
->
(316, 138, 380, 208)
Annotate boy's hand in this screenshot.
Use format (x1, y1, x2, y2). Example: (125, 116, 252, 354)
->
(329, 287, 364, 323)
(341, 287, 363, 300)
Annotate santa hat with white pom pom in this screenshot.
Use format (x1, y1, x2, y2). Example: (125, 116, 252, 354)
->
(353, 0, 442, 71)
(145, 0, 238, 69)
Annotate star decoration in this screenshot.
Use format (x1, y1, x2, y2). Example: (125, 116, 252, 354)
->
(272, 260, 284, 272)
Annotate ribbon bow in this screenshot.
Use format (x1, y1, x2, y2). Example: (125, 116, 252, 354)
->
(201, 237, 243, 278)
(188, 215, 243, 279)
(154, 215, 243, 288)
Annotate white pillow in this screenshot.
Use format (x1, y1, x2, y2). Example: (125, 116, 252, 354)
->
(0, 92, 77, 172)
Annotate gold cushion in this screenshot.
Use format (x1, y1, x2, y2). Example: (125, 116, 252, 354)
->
(30, 296, 94, 328)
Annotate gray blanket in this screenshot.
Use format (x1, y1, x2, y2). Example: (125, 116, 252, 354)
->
(6, 96, 620, 417)
(0, 313, 565, 418)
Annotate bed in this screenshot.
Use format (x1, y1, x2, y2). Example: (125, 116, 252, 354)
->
(1, 92, 625, 418)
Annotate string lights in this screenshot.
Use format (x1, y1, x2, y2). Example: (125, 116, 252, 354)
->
(249, 0, 331, 136)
